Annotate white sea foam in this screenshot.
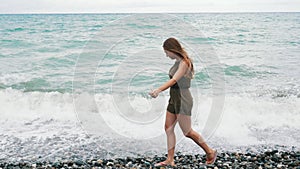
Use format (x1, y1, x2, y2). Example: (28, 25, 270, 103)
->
(0, 88, 299, 149)
(0, 73, 40, 86)
(1, 88, 299, 161)
(215, 96, 300, 147)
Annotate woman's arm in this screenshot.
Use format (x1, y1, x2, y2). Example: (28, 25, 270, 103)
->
(149, 61, 188, 98)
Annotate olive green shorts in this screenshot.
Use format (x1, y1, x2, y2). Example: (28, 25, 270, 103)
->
(167, 88, 193, 116)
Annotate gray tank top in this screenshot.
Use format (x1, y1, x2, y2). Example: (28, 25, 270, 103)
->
(169, 60, 191, 89)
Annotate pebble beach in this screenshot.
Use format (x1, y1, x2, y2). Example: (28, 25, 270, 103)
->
(1, 150, 299, 169)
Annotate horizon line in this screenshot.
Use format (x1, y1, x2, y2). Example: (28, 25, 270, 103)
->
(1, 11, 299, 15)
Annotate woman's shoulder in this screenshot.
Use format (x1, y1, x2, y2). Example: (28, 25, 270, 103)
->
(178, 60, 189, 68)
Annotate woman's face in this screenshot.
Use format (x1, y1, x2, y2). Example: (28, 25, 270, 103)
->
(164, 50, 177, 60)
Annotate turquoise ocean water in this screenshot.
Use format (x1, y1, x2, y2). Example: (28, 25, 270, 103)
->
(0, 13, 299, 161)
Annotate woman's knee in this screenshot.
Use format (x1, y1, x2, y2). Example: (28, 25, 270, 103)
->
(183, 129, 193, 138)
(165, 125, 175, 135)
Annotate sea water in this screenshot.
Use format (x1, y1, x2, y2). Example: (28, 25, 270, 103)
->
(0, 13, 299, 161)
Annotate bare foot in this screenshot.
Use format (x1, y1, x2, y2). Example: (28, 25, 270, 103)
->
(154, 160, 176, 167)
(206, 149, 217, 165)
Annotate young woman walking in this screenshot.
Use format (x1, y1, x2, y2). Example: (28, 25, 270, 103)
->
(149, 37, 217, 167)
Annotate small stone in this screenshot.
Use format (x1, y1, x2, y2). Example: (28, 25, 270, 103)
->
(125, 161, 132, 168)
(115, 164, 122, 168)
(145, 158, 153, 162)
(94, 159, 103, 167)
(52, 162, 61, 168)
(106, 161, 113, 166)
(284, 159, 292, 163)
(240, 161, 248, 166)
(86, 159, 92, 165)
(264, 163, 272, 169)
(271, 156, 279, 162)
(198, 166, 207, 169)
(223, 163, 230, 168)
(271, 150, 279, 155)
(67, 161, 73, 166)
(265, 151, 272, 156)
(144, 161, 150, 166)
(75, 160, 84, 166)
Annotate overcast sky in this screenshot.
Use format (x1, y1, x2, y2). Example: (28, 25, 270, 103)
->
(0, 0, 299, 13)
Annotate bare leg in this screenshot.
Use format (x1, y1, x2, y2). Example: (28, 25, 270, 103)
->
(177, 114, 214, 155)
(155, 111, 177, 166)
(165, 111, 177, 163)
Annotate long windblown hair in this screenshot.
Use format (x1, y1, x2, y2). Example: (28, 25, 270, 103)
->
(163, 37, 194, 79)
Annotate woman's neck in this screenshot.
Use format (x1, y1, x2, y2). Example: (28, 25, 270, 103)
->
(175, 55, 182, 62)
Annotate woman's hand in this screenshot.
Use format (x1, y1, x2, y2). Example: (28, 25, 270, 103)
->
(149, 88, 161, 98)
